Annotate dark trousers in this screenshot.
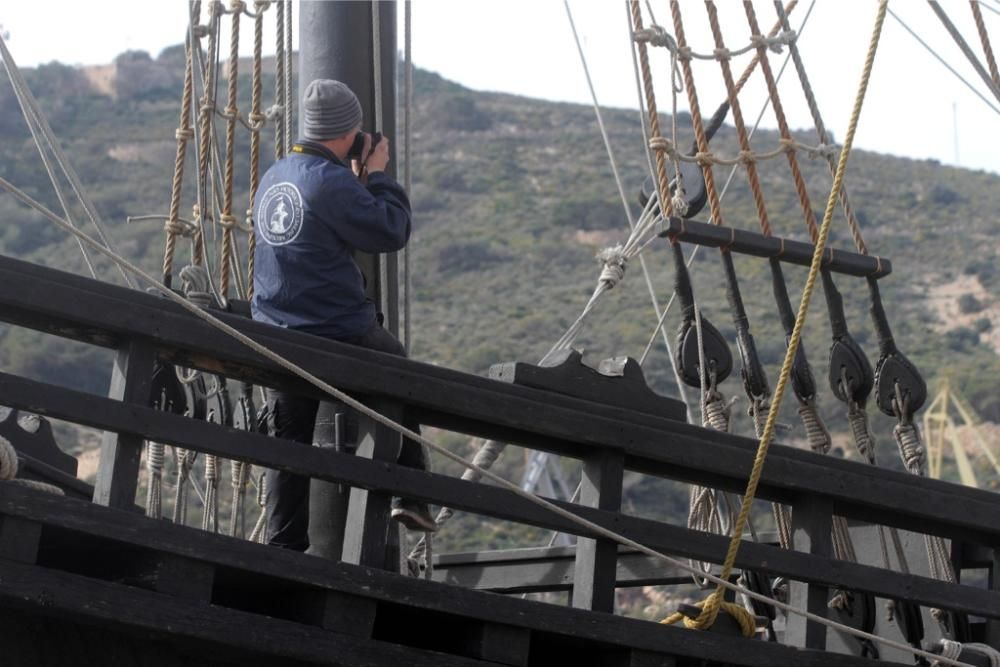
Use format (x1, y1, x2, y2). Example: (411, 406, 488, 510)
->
(263, 322, 427, 551)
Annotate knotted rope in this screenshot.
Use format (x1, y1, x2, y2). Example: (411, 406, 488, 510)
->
(145, 440, 166, 518)
(163, 23, 197, 286)
(218, 0, 243, 299)
(0, 435, 17, 480)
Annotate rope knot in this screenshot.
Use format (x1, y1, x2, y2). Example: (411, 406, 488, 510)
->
(175, 127, 195, 142)
(737, 149, 754, 165)
(223, 105, 239, 120)
(254, 0, 271, 10)
(808, 142, 839, 159)
(180, 264, 214, 309)
(245, 208, 255, 229)
(229, 0, 246, 12)
(201, 100, 217, 116)
(648, 136, 677, 159)
(219, 213, 239, 230)
(778, 137, 797, 154)
(633, 25, 678, 54)
(192, 24, 210, 38)
(712, 47, 731, 61)
(163, 219, 193, 237)
(264, 104, 284, 121)
(694, 151, 714, 167)
(247, 112, 267, 131)
(596, 244, 627, 289)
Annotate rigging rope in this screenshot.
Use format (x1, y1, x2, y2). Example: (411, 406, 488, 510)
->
(218, 0, 244, 299)
(885, 6, 1000, 116)
(927, 0, 1000, 103)
(661, 0, 891, 634)
(273, 0, 286, 159)
(0, 172, 974, 667)
(970, 0, 1000, 88)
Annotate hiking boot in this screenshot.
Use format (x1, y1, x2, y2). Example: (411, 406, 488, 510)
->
(391, 500, 437, 532)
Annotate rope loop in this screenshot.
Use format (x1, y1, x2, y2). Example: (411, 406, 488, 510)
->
(778, 137, 797, 154)
(738, 149, 755, 165)
(180, 264, 215, 309)
(648, 136, 677, 158)
(694, 151, 714, 167)
(596, 244, 627, 289)
(219, 213, 238, 230)
(713, 47, 731, 61)
(247, 111, 267, 131)
(807, 142, 839, 159)
(192, 24, 210, 38)
(163, 219, 194, 237)
(175, 127, 195, 142)
(633, 24, 678, 53)
(222, 105, 239, 120)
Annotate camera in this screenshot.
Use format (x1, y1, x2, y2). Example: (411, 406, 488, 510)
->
(347, 131, 382, 161)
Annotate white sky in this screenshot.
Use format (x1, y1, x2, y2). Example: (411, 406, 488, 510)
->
(2, 1, 999, 174)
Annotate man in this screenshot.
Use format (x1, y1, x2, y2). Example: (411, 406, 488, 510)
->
(252, 79, 435, 552)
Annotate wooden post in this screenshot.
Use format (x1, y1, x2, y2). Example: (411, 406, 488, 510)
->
(0, 515, 42, 564)
(571, 448, 624, 612)
(92, 340, 156, 510)
(988, 547, 1000, 646)
(785, 497, 833, 650)
(341, 398, 403, 569)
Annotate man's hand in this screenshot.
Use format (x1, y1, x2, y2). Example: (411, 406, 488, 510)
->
(365, 135, 390, 173)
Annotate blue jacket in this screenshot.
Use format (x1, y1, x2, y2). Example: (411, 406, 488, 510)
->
(251, 140, 411, 339)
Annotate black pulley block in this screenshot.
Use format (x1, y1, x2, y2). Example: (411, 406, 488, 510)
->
(676, 316, 734, 388)
(638, 158, 708, 219)
(150, 362, 187, 415)
(828, 334, 874, 404)
(874, 351, 927, 417)
(204, 378, 231, 426)
(893, 599, 925, 649)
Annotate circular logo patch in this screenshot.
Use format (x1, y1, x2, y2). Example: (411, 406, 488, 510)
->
(258, 182, 304, 246)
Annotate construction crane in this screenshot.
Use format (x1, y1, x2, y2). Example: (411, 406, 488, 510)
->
(922, 380, 1000, 488)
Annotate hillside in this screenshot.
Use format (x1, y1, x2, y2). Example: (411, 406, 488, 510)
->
(0, 49, 999, 553)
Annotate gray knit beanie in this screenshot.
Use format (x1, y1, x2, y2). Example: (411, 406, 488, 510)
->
(302, 79, 363, 141)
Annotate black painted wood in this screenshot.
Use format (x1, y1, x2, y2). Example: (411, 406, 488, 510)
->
(489, 349, 686, 422)
(458, 622, 531, 666)
(786, 498, 834, 650)
(656, 217, 892, 278)
(0, 409, 76, 476)
(92, 340, 156, 510)
(1, 258, 1000, 552)
(0, 378, 998, 621)
(0, 558, 492, 667)
(572, 449, 624, 612)
(433, 545, 692, 593)
(342, 399, 403, 570)
(0, 484, 913, 667)
(0, 514, 41, 563)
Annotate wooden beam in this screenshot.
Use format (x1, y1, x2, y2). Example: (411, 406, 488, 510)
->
(657, 217, 891, 278)
(572, 449, 624, 612)
(0, 515, 41, 564)
(786, 498, 833, 650)
(92, 340, 155, 510)
(342, 399, 403, 570)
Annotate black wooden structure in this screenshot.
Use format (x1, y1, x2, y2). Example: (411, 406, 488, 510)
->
(0, 253, 998, 665)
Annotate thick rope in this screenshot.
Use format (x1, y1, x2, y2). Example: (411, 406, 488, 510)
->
(630, 0, 675, 219)
(0, 435, 17, 481)
(172, 447, 197, 525)
(246, 0, 268, 299)
(229, 459, 250, 538)
(273, 0, 286, 159)
(970, 0, 1000, 89)
(163, 26, 197, 286)
(670, 1, 723, 226)
(663, 0, 890, 632)
(283, 0, 293, 156)
(193, 1, 222, 267)
(145, 441, 166, 518)
(218, 0, 242, 298)
(774, 0, 868, 250)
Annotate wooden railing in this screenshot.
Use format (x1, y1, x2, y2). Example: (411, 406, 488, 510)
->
(0, 253, 997, 655)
